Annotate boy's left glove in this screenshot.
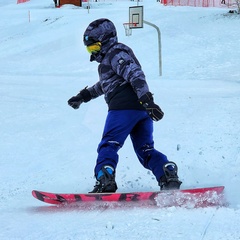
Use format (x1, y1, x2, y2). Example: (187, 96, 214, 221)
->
(139, 92, 164, 121)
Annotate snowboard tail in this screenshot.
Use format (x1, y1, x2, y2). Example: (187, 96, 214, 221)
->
(32, 186, 225, 208)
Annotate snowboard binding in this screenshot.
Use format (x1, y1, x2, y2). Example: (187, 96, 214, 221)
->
(89, 166, 118, 193)
(159, 162, 182, 190)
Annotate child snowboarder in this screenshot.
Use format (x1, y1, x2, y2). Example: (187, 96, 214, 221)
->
(68, 18, 181, 193)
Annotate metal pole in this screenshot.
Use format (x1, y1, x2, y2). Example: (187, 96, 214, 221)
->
(143, 20, 162, 76)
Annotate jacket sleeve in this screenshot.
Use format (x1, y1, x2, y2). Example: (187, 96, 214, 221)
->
(87, 81, 104, 99)
(110, 49, 149, 99)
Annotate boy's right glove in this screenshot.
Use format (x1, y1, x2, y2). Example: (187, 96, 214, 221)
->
(68, 87, 91, 109)
(139, 92, 164, 121)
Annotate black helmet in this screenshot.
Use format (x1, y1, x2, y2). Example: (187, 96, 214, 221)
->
(83, 18, 117, 47)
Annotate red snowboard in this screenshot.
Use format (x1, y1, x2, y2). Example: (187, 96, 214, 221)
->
(32, 186, 225, 208)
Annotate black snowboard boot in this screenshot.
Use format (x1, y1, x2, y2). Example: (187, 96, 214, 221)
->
(89, 166, 118, 193)
(159, 162, 182, 190)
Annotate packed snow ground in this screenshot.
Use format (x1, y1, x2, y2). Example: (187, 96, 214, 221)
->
(0, 0, 240, 239)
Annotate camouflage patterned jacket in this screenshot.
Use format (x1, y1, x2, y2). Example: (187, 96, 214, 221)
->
(87, 42, 150, 110)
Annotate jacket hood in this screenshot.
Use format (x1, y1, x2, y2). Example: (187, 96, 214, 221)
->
(83, 18, 118, 62)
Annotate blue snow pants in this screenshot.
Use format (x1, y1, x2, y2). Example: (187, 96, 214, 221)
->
(95, 110, 169, 182)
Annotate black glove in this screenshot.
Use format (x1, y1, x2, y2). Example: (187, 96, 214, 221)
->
(139, 92, 164, 121)
(68, 87, 91, 109)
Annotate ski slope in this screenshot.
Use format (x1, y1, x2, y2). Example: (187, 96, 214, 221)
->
(0, 0, 240, 239)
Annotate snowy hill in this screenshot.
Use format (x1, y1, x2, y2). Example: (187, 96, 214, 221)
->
(0, 0, 240, 239)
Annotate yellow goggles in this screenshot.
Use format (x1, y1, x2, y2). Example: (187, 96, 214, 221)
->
(86, 42, 101, 54)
